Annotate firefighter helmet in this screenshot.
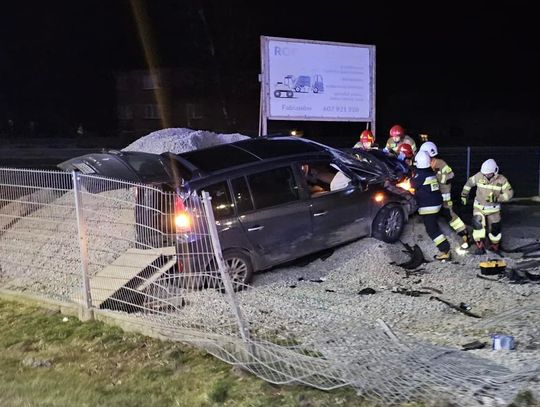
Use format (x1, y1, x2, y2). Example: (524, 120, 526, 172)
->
(389, 124, 405, 138)
(360, 129, 375, 144)
(419, 141, 438, 157)
(414, 151, 431, 169)
(397, 142, 414, 158)
(480, 159, 498, 175)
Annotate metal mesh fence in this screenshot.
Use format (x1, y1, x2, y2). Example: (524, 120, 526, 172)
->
(0, 168, 82, 303)
(0, 168, 538, 406)
(439, 146, 540, 198)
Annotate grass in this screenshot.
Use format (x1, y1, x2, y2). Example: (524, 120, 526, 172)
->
(1, 298, 536, 407)
(0, 298, 370, 407)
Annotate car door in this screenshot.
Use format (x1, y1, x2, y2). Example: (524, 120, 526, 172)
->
(201, 180, 251, 252)
(298, 160, 372, 249)
(232, 165, 313, 268)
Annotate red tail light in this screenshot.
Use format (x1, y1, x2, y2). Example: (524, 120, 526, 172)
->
(174, 196, 192, 232)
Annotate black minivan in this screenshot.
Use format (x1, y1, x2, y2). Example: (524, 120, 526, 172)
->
(59, 136, 415, 286)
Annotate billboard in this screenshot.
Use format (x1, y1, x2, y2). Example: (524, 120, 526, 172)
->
(260, 36, 375, 124)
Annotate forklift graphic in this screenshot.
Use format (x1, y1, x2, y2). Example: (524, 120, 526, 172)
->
(273, 74, 324, 98)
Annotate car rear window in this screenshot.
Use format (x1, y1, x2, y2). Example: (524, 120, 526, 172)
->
(204, 181, 234, 220)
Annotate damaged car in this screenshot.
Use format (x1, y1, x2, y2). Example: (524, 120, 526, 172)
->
(59, 136, 416, 287)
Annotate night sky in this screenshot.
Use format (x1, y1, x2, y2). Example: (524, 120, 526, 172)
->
(1, 0, 538, 146)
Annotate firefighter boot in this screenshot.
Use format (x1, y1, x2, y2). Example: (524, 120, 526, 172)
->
(459, 231, 471, 249)
(474, 241, 486, 255)
(435, 251, 452, 261)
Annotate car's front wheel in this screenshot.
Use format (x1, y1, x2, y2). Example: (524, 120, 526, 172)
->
(372, 204, 405, 243)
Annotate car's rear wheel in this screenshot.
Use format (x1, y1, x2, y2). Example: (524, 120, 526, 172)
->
(218, 250, 254, 291)
(204, 250, 254, 292)
(372, 204, 405, 243)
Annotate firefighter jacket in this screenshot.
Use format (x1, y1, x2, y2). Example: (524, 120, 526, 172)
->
(411, 167, 442, 215)
(385, 135, 417, 155)
(461, 172, 513, 214)
(430, 157, 454, 199)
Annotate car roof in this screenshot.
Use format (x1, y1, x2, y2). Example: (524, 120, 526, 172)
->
(173, 137, 328, 175)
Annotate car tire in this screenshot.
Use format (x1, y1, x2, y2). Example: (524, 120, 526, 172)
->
(372, 204, 405, 243)
(274, 90, 281, 97)
(221, 250, 254, 291)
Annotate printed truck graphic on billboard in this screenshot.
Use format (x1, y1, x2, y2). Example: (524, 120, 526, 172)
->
(273, 75, 324, 98)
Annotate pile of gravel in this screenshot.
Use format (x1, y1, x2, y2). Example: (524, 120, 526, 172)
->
(122, 127, 250, 154)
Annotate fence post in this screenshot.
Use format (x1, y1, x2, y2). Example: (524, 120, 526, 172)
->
(72, 171, 93, 320)
(466, 146, 471, 180)
(201, 191, 251, 343)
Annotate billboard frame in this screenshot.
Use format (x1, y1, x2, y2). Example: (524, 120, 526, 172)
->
(259, 35, 376, 136)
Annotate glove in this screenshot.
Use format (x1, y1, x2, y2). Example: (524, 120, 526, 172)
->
(461, 196, 467, 205)
(382, 147, 390, 154)
(397, 152, 406, 161)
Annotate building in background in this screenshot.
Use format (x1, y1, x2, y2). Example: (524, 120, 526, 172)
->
(115, 68, 259, 138)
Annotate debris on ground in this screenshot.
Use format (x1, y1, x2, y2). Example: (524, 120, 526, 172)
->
(391, 287, 432, 297)
(395, 241, 429, 270)
(430, 296, 482, 318)
(461, 340, 487, 351)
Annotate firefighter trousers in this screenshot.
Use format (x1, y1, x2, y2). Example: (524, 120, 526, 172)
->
(472, 207, 502, 244)
(440, 200, 467, 234)
(421, 212, 451, 253)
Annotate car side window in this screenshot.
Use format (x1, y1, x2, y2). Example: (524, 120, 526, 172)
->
(204, 181, 234, 220)
(230, 176, 254, 214)
(299, 160, 352, 196)
(247, 166, 299, 209)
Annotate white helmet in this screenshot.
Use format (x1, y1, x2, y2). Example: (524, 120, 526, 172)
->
(414, 151, 432, 169)
(480, 159, 498, 175)
(419, 141, 438, 157)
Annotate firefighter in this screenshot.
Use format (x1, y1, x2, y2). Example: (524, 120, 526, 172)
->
(411, 151, 452, 261)
(419, 141, 471, 249)
(396, 142, 414, 166)
(460, 159, 514, 254)
(384, 124, 417, 156)
(353, 129, 377, 150)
